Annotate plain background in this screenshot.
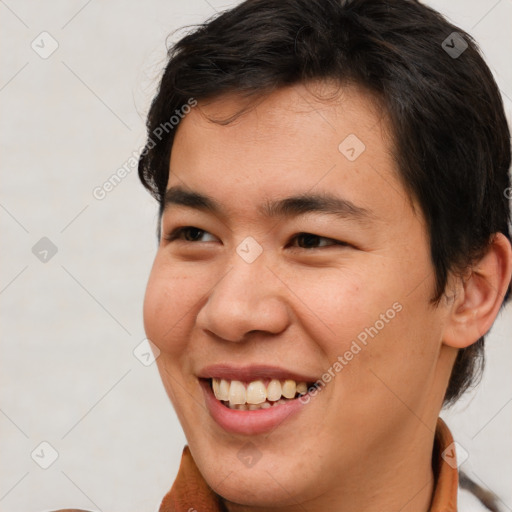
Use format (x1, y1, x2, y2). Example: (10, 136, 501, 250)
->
(0, 1, 511, 511)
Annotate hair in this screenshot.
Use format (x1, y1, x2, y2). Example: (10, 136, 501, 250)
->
(138, 0, 511, 407)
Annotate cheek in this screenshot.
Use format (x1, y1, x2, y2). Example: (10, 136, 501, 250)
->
(143, 257, 204, 355)
(280, 261, 395, 350)
(284, 253, 439, 379)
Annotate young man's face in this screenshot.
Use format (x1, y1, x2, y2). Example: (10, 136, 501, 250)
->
(143, 83, 457, 507)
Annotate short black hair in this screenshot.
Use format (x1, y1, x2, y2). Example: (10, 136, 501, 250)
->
(138, 0, 511, 405)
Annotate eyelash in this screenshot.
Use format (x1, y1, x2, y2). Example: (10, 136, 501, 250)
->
(164, 226, 348, 249)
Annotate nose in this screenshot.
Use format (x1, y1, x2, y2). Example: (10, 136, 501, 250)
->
(196, 258, 291, 342)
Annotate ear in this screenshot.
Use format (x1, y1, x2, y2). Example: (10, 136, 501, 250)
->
(443, 233, 512, 349)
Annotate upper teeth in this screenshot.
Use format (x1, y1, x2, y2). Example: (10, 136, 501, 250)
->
(212, 378, 308, 405)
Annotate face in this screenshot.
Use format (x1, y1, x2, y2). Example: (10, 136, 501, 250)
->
(143, 83, 456, 508)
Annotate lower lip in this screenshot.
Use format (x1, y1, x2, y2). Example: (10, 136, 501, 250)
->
(200, 379, 307, 435)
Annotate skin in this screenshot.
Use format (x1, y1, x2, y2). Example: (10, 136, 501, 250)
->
(143, 82, 512, 511)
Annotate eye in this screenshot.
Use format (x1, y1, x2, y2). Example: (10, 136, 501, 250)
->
(165, 226, 218, 243)
(289, 232, 347, 249)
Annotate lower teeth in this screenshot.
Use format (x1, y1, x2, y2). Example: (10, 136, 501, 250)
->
(223, 398, 294, 410)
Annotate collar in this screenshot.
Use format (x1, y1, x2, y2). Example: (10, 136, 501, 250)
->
(159, 417, 458, 512)
(431, 417, 458, 511)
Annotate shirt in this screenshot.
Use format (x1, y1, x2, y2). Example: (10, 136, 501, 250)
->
(159, 417, 459, 512)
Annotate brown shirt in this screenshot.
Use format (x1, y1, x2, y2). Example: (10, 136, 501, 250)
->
(159, 417, 458, 511)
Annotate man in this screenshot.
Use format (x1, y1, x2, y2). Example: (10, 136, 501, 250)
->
(137, 0, 511, 510)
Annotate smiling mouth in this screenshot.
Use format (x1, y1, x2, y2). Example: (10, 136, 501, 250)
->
(207, 377, 312, 411)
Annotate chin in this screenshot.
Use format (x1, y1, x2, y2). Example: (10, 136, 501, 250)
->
(211, 475, 301, 508)
(189, 442, 319, 508)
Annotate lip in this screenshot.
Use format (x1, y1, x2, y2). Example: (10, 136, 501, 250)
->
(200, 379, 309, 435)
(197, 364, 318, 383)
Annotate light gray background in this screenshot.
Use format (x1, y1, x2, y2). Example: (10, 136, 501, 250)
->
(1, 1, 511, 511)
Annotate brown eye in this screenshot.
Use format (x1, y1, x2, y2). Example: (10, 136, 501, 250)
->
(292, 233, 341, 249)
(182, 227, 205, 241)
(165, 226, 218, 243)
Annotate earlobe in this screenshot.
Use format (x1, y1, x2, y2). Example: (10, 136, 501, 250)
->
(443, 233, 512, 349)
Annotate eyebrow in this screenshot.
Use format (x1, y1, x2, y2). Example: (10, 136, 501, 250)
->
(162, 185, 374, 223)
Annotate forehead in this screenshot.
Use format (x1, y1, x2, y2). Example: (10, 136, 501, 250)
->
(167, 83, 413, 224)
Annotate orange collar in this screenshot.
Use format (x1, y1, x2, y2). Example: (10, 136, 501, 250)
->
(430, 417, 459, 511)
(159, 418, 458, 512)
